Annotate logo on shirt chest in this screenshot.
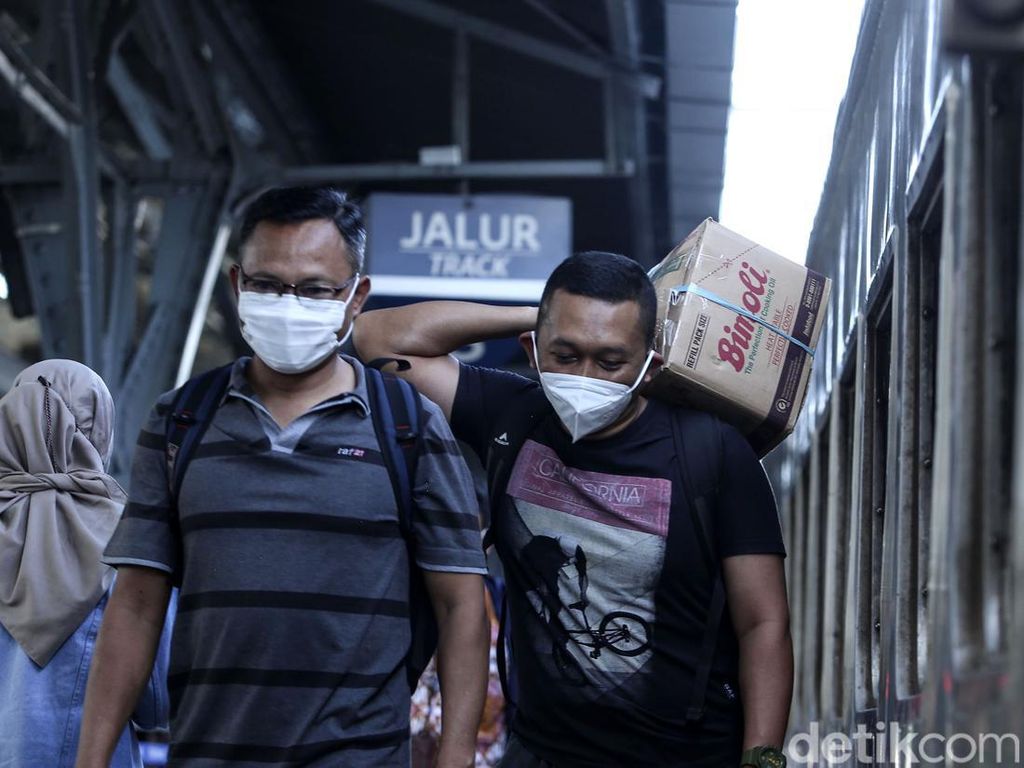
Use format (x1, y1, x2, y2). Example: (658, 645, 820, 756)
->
(337, 447, 367, 458)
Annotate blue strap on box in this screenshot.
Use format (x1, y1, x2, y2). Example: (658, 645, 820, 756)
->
(671, 283, 815, 358)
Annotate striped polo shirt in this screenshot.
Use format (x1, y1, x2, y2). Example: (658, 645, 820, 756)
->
(104, 355, 487, 767)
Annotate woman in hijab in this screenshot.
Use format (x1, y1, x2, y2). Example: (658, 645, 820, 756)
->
(0, 359, 173, 768)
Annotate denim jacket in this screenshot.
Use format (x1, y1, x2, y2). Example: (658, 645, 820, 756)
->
(0, 582, 175, 768)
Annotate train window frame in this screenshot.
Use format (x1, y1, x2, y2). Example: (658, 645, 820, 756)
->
(948, 63, 1020, 671)
(800, 413, 831, 720)
(976, 63, 1019, 660)
(789, 453, 812, 723)
(894, 133, 943, 699)
(854, 254, 893, 714)
(822, 335, 858, 722)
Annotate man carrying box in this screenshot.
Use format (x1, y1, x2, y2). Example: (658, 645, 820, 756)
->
(355, 251, 793, 768)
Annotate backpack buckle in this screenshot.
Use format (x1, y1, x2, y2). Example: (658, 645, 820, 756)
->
(172, 410, 198, 426)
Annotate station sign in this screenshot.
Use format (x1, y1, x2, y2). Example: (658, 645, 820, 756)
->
(365, 193, 571, 301)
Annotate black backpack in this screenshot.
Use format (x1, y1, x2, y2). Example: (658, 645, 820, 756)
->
(162, 361, 435, 691)
(482, 390, 726, 724)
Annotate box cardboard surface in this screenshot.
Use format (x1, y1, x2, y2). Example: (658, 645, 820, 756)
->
(646, 218, 831, 455)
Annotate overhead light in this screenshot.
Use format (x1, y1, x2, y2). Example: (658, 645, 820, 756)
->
(419, 145, 462, 166)
(642, 74, 662, 101)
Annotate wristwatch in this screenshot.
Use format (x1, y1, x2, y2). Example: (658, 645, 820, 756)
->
(741, 745, 786, 767)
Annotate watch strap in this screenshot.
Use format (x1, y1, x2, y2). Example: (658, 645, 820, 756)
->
(741, 745, 786, 768)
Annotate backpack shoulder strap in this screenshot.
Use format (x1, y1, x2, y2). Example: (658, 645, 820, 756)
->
(482, 386, 550, 547)
(165, 364, 233, 500)
(670, 409, 723, 568)
(364, 364, 436, 690)
(482, 385, 549, 717)
(364, 365, 423, 535)
(669, 408, 726, 722)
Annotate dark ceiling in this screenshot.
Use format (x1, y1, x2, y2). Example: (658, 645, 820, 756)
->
(0, 0, 737, 466)
(245, 0, 670, 261)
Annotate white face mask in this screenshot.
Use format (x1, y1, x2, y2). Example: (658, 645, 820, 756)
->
(532, 332, 655, 442)
(237, 276, 359, 374)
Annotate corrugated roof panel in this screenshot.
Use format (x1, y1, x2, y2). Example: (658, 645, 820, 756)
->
(665, 0, 736, 239)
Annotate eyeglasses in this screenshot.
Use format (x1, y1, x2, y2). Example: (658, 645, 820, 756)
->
(238, 267, 358, 303)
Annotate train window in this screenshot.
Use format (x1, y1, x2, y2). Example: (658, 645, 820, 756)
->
(856, 265, 892, 712)
(896, 161, 942, 698)
(803, 417, 830, 718)
(977, 67, 1019, 657)
(953, 65, 1020, 666)
(790, 456, 811, 721)
(822, 347, 857, 720)
(794, 456, 811, 720)
(864, 135, 877, 285)
(870, 102, 893, 273)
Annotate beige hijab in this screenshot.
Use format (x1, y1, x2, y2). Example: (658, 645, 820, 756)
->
(0, 359, 126, 666)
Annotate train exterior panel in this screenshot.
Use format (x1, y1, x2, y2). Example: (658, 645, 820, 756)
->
(768, 0, 1023, 764)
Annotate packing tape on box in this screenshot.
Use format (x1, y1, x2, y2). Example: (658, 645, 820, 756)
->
(671, 283, 815, 358)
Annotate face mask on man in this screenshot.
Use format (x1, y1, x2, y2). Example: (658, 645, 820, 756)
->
(237, 276, 360, 375)
(531, 332, 655, 443)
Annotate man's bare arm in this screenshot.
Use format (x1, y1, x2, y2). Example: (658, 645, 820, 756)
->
(354, 301, 537, 419)
(423, 571, 490, 768)
(76, 566, 172, 768)
(722, 554, 793, 752)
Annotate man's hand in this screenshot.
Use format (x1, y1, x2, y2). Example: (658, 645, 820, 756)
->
(722, 554, 793, 751)
(423, 571, 489, 768)
(76, 566, 171, 768)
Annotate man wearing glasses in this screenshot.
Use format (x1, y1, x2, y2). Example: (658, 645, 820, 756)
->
(76, 187, 490, 768)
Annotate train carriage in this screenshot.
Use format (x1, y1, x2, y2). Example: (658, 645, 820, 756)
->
(769, 0, 1023, 764)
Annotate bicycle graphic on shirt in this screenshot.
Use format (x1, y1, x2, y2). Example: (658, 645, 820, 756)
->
(522, 536, 652, 678)
(565, 604, 651, 659)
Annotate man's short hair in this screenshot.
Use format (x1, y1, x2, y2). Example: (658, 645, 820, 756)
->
(238, 186, 366, 273)
(538, 251, 657, 348)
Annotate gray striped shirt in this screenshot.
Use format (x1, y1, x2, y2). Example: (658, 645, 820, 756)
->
(105, 356, 486, 767)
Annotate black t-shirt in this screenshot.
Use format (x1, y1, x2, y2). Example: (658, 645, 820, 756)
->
(452, 364, 786, 768)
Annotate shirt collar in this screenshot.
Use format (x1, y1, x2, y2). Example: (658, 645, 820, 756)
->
(222, 354, 371, 417)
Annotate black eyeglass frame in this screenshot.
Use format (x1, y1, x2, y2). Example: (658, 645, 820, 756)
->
(237, 266, 359, 301)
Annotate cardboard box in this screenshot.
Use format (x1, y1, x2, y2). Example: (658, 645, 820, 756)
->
(646, 219, 831, 455)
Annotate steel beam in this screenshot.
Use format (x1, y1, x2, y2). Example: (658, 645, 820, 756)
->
(603, 75, 620, 171)
(109, 179, 229, 481)
(148, 0, 222, 156)
(0, 29, 132, 187)
(605, 0, 656, 265)
(0, 164, 61, 184)
(0, 21, 81, 126)
(522, 0, 609, 57)
(63, 0, 104, 369)
(452, 29, 470, 161)
(190, 1, 298, 159)
(277, 159, 632, 185)
(0, 162, 219, 187)
(100, 180, 138, 389)
(366, 0, 617, 80)
(0, 27, 78, 138)
(106, 52, 173, 161)
(5, 186, 82, 360)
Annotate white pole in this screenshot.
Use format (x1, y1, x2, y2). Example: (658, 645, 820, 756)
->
(175, 222, 231, 387)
